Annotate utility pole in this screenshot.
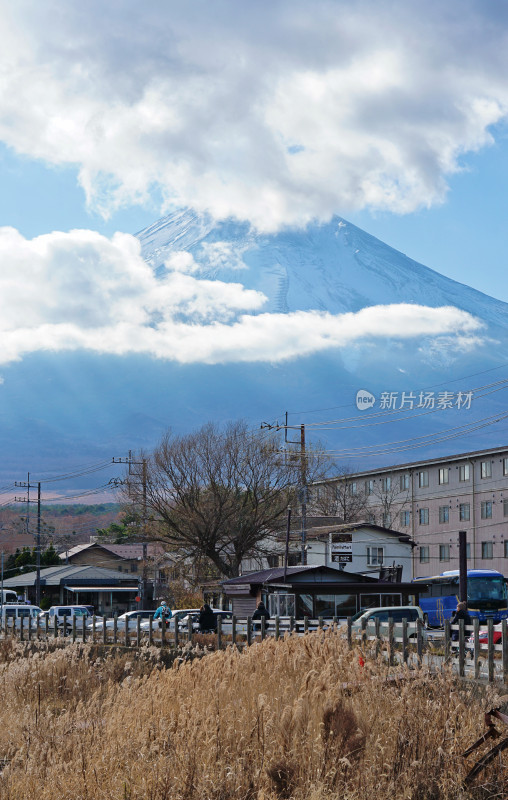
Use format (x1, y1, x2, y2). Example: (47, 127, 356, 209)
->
(112, 452, 149, 606)
(14, 477, 41, 605)
(261, 414, 308, 566)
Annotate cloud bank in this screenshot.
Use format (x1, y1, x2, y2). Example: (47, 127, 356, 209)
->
(0, 228, 483, 366)
(1, 1, 508, 229)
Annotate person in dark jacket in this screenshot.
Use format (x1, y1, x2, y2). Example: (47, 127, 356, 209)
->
(198, 603, 216, 632)
(450, 600, 471, 641)
(252, 601, 270, 631)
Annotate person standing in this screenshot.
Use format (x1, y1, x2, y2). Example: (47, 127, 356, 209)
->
(252, 600, 270, 631)
(198, 603, 216, 633)
(450, 600, 470, 641)
(153, 600, 172, 628)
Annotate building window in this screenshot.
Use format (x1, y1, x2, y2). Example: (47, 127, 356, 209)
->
(267, 555, 281, 568)
(348, 482, 357, 496)
(481, 501, 492, 519)
(459, 503, 470, 521)
(438, 468, 449, 485)
(382, 512, 392, 527)
(400, 474, 410, 491)
(482, 541, 493, 559)
(419, 546, 430, 563)
(504, 458, 508, 477)
(130, 562, 138, 573)
(419, 508, 429, 525)
(459, 464, 470, 482)
(366, 546, 384, 566)
(504, 541, 508, 559)
(400, 510, 410, 527)
(439, 545, 450, 562)
(439, 506, 449, 523)
(367, 512, 376, 524)
(117, 566, 123, 572)
(365, 479, 374, 496)
(380, 477, 391, 492)
(481, 461, 492, 479)
(504, 498, 508, 517)
(418, 471, 429, 488)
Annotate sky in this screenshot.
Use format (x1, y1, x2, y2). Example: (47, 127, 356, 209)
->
(1, 0, 508, 369)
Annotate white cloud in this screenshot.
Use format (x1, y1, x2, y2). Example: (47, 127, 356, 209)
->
(0, 227, 483, 366)
(0, 1, 507, 229)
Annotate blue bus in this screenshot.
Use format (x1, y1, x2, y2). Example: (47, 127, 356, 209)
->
(413, 569, 508, 627)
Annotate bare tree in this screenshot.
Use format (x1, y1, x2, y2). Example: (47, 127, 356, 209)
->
(311, 468, 368, 523)
(369, 475, 410, 528)
(125, 420, 328, 579)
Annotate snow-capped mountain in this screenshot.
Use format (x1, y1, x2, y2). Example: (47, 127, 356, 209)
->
(2, 210, 507, 490)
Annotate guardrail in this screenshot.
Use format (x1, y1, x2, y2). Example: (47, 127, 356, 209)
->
(3, 614, 507, 683)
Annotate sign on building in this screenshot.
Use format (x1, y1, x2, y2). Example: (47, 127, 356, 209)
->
(330, 532, 353, 563)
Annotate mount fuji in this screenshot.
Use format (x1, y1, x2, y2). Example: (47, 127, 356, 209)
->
(2, 209, 507, 491)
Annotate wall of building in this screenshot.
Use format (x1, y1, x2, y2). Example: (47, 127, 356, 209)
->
(318, 445, 508, 579)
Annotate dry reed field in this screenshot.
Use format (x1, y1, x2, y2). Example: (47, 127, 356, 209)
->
(0, 632, 505, 799)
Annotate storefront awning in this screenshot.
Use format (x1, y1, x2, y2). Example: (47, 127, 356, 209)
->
(66, 586, 139, 593)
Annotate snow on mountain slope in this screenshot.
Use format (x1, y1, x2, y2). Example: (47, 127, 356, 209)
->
(137, 209, 508, 327)
(1, 210, 507, 489)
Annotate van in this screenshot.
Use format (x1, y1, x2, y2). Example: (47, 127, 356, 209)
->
(0, 604, 42, 628)
(47, 605, 91, 628)
(0, 590, 18, 604)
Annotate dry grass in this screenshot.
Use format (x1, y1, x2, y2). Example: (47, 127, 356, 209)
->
(0, 632, 505, 799)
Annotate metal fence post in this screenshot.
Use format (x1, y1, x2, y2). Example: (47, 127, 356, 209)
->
(260, 616, 265, 641)
(247, 616, 252, 646)
(113, 614, 118, 644)
(53, 615, 58, 639)
(102, 617, 107, 645)
(231, 615, 236, 647)
(81, 614, 86, 643)
(275, 615, 280, 641)
(72, 615, 77, 643)
(45, 614, 49, 638)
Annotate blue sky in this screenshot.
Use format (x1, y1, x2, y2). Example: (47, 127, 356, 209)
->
(1, 0, 508, 371)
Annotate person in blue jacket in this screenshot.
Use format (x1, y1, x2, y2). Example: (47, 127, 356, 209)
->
(153, 601, 172, 627)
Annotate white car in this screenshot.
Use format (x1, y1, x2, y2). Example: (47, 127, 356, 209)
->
(93, 610, 154, 631)
(350, 606, 427, 641)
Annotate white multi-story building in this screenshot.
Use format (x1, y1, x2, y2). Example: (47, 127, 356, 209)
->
(312, 444, 508, 579)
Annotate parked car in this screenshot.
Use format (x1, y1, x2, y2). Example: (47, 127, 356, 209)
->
(182, 609, 234, 633)
(93, 610, 154, 631)
(43, 605, 92, 628)
(466, 624, 503, 649)
(1, 604, 42, 628)
(350, 606, 426, 641)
